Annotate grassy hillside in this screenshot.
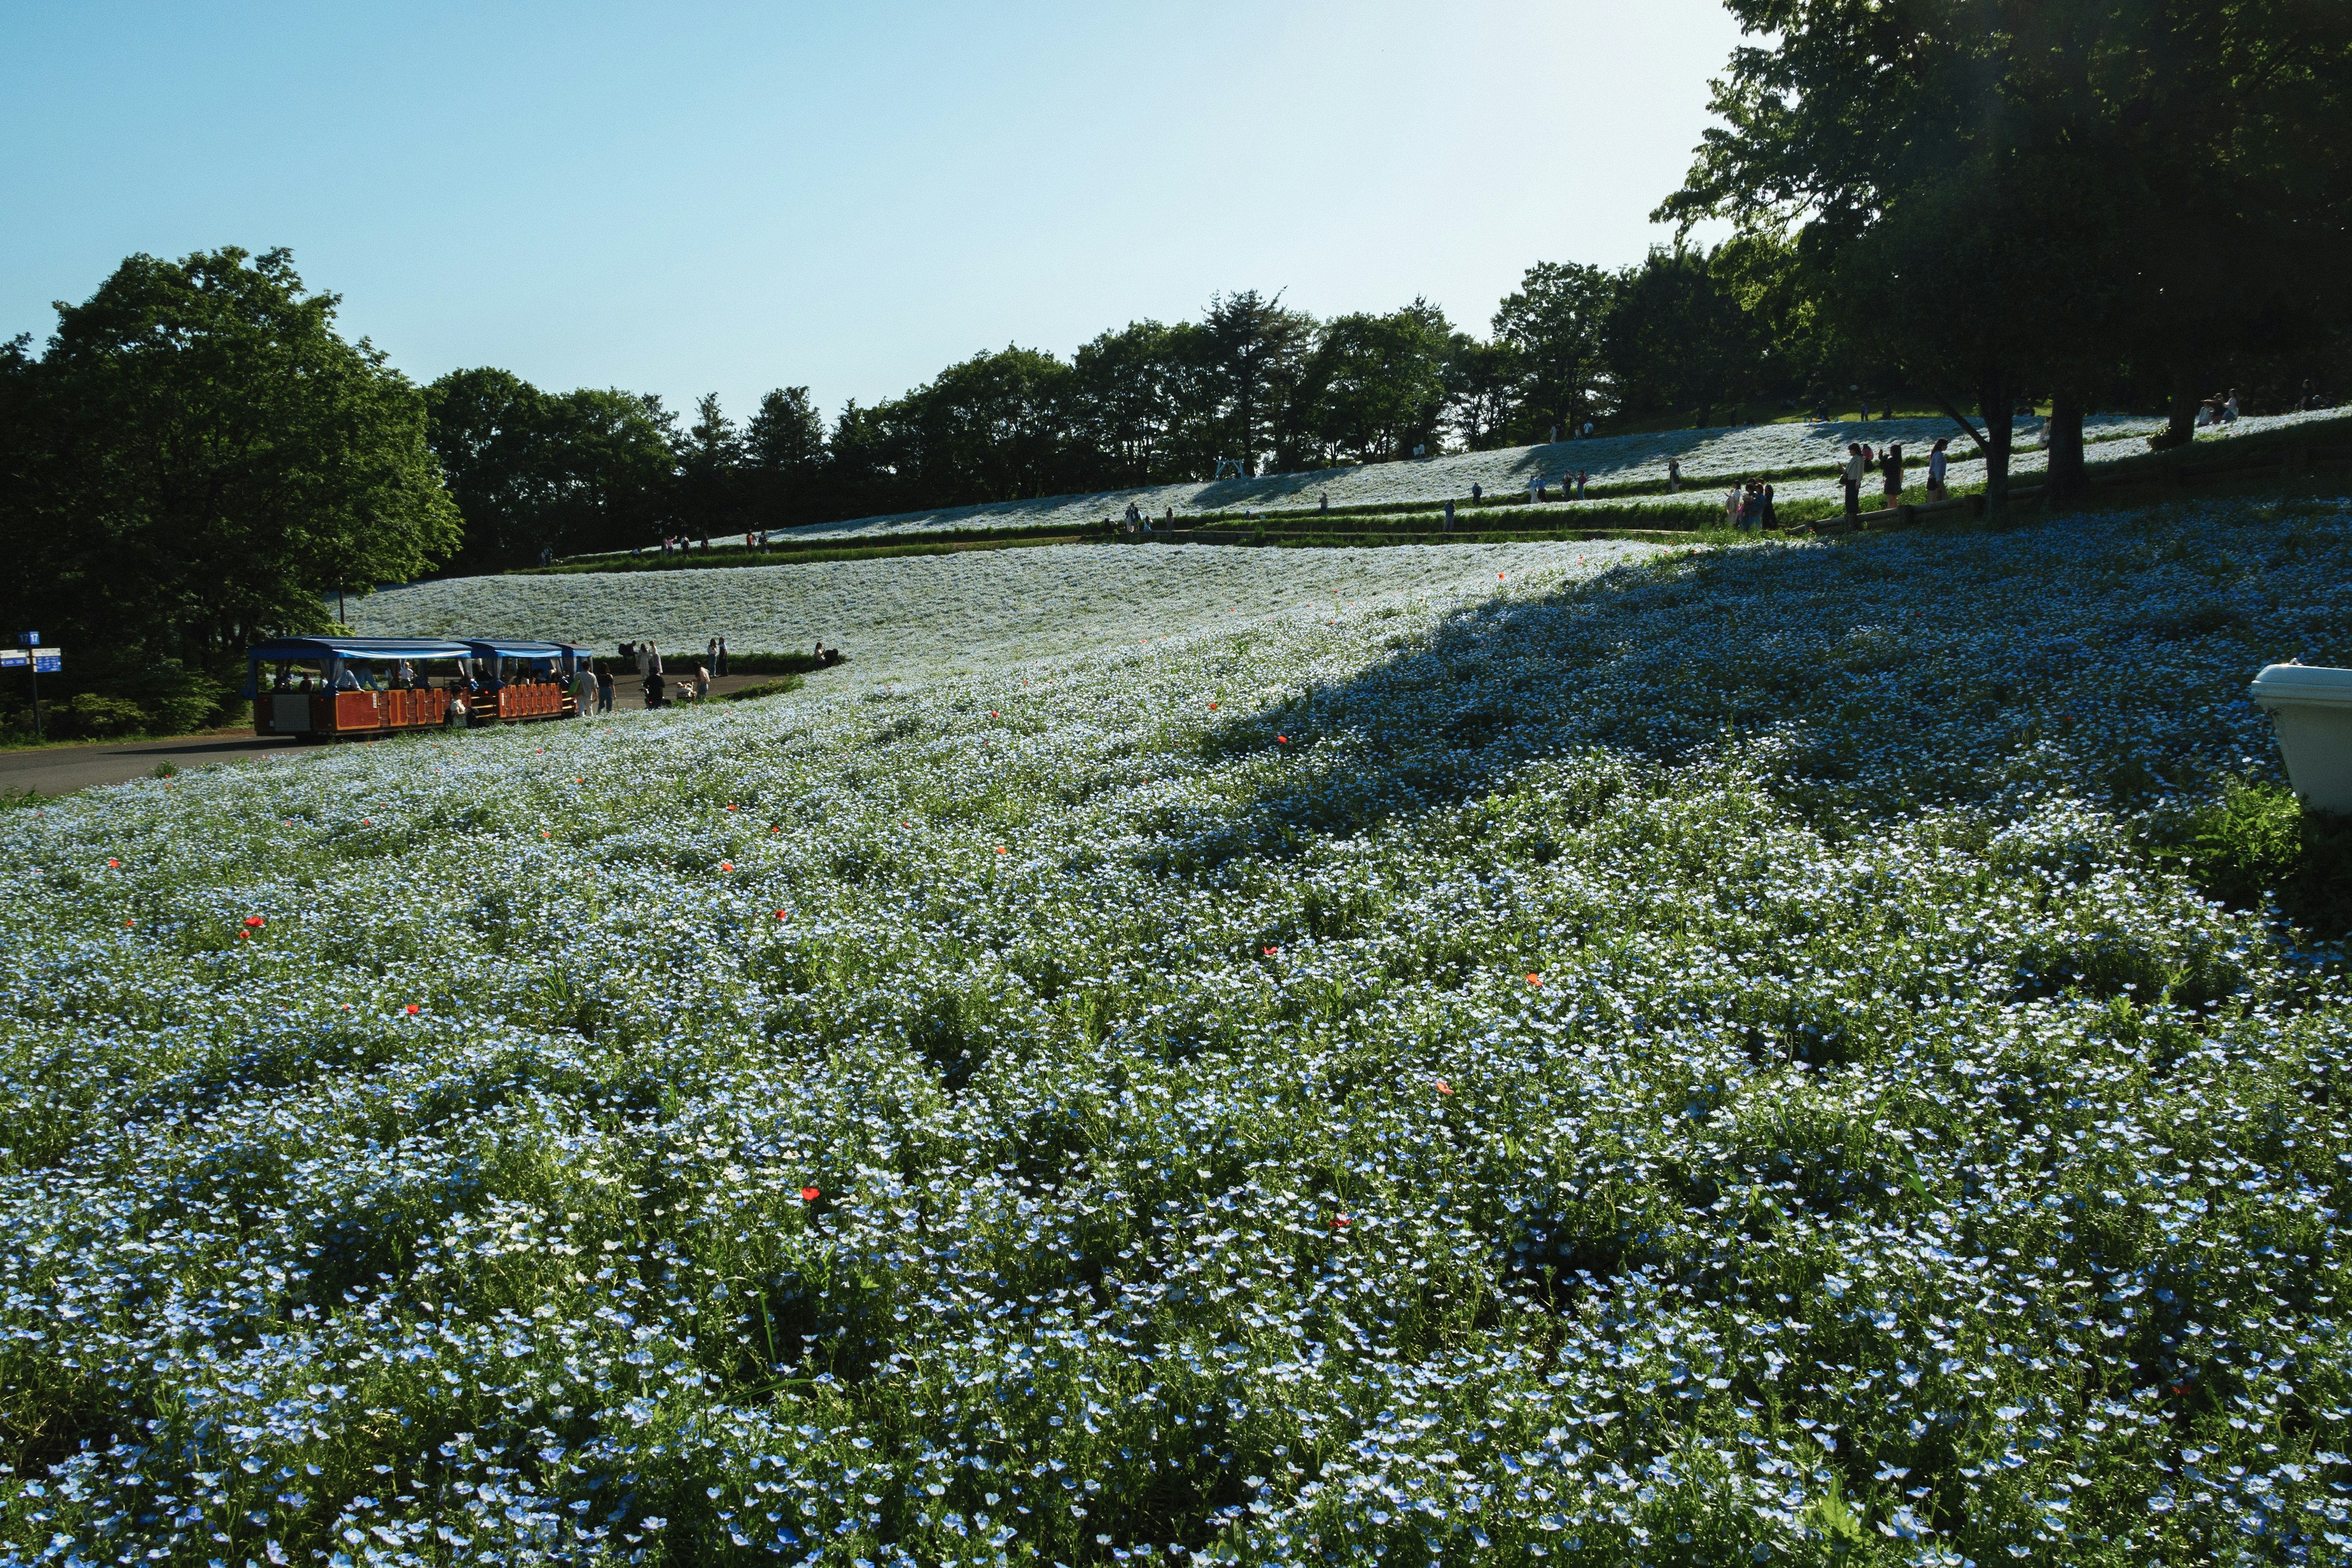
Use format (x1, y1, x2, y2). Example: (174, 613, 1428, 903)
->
(3, 494, 2351, 1564)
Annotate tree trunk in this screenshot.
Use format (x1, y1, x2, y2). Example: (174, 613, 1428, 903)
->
(2162, 363, 2201, 449)
(2046, 390, 2087, 499)
(1978, 374, 2015, 516)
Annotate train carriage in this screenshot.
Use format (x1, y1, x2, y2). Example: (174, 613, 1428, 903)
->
(247, 636, 594, 740)
(458, 641, 591, 724)
(247, 636, 476, 741)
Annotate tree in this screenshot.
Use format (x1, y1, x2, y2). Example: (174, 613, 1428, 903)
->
(744, 386, 827, 532)
(1300, 302, 1454, 464)
(1199, 290, 1314, 477)
(677, 392, 746, 541)
(537, 388, 679, 554)
(1602, 248, 1758, 424)
(0, 247, 459, 730)
(1444, 335, 1523, 451)
(1066, 321, 1202, 489)
(1660, 0, 2352, 507)
(423, 366, 552, 574)
(1491, 261, 1615, 440)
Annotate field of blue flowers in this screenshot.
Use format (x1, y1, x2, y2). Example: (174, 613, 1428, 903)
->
(4, 496, 2351, 1567)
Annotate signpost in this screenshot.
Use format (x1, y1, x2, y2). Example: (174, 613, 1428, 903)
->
(17, 632, 49, 740)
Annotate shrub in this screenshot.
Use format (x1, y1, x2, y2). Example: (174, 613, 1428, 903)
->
(2165, 775, 2352, 936)
(722, 675, 804, 703)
(59, 692, 148, 739)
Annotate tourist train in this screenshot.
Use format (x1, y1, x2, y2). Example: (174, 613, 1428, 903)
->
(245, 635, 591, 740)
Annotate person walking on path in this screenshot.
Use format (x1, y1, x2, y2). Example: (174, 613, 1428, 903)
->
(595, 662, 614, 714)
(1926, 437, 1950, 502)
(1882, 442, 1905, 510)
(1843, 444, 1866, 518)
(1443, 498, 1456, 533)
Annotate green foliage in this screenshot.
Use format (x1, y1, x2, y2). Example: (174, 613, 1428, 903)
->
(56, 692, 145, 739)
(2165, 777, 2352, 937)
(424, 367, 677, 571)
(720, 674, 805, 703)
(0, 247, 457, 734)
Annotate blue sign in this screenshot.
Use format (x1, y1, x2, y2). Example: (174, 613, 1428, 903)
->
(19, 632, 37, 647)
(0, 649, 23, 668)
(32, 652, 60, 673)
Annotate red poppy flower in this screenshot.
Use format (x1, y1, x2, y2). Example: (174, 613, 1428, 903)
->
(106, 858, 120, 869)
(990, 710, 998, 717)
(1331, 1215, 1350, 1229)
(775, 910, 788, 920)
(1263, 945, 1280, 956)
(996, 846, 1008, 854)
(404, 1003, 420, 1016)
(801, 1186, 821, 1203)
(720, 861, 733, 872)
(244, 915, 265, 929)
(1528, 974, 1542, 986)
(1276, 735, 1287, 744)
(1208, 702, 1218, 710)
(361, 818, 372, 826)
(124, 919, 135, 928)
(726, 804, 737, 811)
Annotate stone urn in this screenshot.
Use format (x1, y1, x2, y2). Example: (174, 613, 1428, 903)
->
(2251, 664, 2352, 814)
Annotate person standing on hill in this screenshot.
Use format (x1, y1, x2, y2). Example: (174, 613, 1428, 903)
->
(1576, 470, 1589, 500)
(717, 637, 729, 677)
(595, 662, 614, 713)
(1760, 483, 1779, 530)
(1843, 444, 1865, 517)
(1927, 437, 1950, 502)
(1667, 458, 1682, 494)
(1882, 442, 1906, 508)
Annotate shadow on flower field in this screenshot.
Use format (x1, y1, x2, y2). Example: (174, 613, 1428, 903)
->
(1172, 501, 2351, 874)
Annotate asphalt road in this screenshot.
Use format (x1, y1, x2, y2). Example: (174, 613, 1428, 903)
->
(1, 674, 782, 796)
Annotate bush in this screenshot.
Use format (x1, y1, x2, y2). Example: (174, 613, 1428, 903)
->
(721, 675, 804, 703)
(2165, 776, 2352, 936)
(59, 692, 148, 739)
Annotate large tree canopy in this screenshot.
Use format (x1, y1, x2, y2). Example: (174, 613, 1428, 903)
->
(0, 247, 459, 728)
(1659, 0, 2352, 503)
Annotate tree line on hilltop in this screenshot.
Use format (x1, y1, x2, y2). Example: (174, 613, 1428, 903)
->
(2, 0, 2345, 739)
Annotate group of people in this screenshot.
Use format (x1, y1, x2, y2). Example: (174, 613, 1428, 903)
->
(2196, 390, 2243, 428)
(1724, 480, 1781, 531)
(1534, 470, 1593, 502)
(1841, 437, 1951, 517)
(625, 641, 711, 709)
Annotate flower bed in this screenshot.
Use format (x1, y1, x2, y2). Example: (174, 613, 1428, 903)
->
(4, 496, 2351, 1564)
(745, 409, 2346, 545)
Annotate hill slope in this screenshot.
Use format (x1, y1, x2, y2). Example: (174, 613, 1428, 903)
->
(5, 494, 2351, 1563)
(725, 409, 2339, 545)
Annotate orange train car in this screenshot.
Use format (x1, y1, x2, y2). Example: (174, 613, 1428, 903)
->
(246, 636, 590, 741)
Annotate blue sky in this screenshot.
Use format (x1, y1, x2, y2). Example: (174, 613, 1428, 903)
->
(0, 0, 1745, 424)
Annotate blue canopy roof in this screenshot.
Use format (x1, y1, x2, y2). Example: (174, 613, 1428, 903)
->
(460, 639, 581, 660)
(248, 636, 473, 662)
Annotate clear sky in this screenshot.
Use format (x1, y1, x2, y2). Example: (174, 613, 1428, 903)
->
(0, 0, 1746, 424)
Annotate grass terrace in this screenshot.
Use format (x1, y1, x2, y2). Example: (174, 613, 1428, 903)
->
(4, 494, 2352, 1566)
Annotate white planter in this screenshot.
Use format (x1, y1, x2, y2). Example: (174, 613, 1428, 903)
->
(2250, 664, 2352, 814)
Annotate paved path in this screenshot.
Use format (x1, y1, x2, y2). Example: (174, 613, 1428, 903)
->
(1, 674, 784, 796)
